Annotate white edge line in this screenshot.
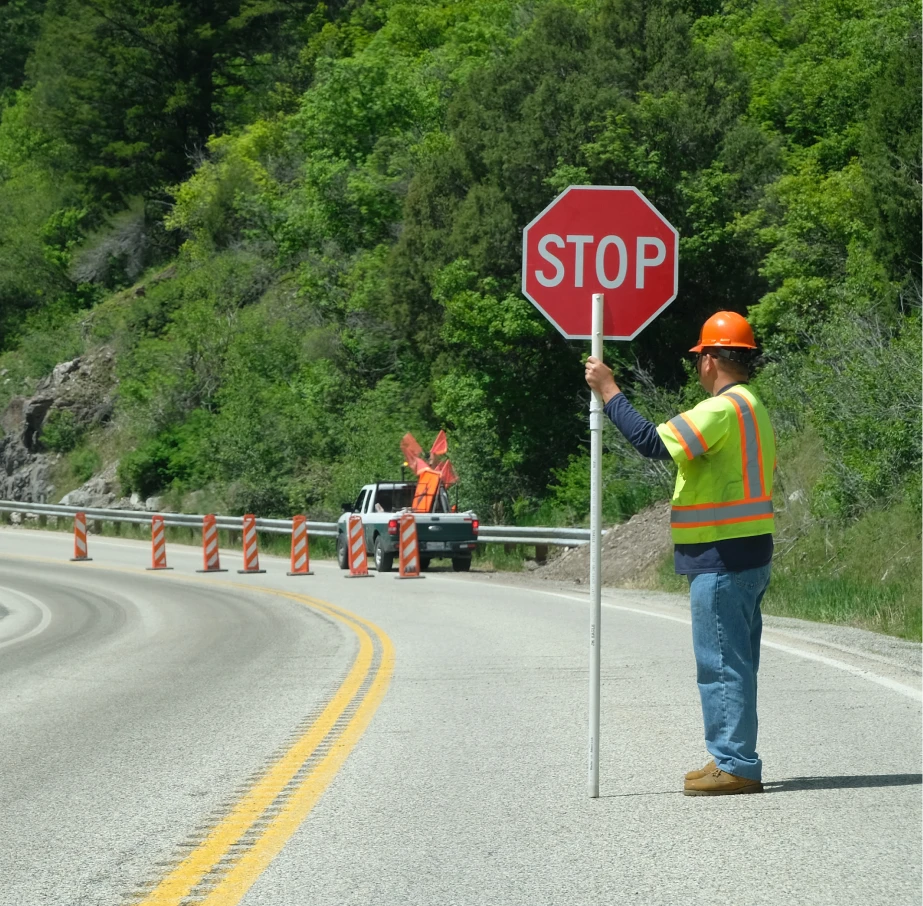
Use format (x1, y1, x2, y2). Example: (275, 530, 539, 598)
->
(467, 583, 923, 703)
(760, 639, 922, 702)
(0, 585, 53, 651)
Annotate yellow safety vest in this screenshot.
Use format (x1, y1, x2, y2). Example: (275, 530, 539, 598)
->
(656, 384, 776, 544)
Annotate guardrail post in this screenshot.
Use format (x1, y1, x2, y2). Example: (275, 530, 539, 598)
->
(534, 544, 548, 564)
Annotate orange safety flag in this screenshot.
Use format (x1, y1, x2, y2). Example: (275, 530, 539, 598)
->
(70, 512, 92, 562)
(397, 513, 424, 579)
(345, 514, 372, 578)
(400, 433, 425, 474)
(287, 515, 313, 576)
(146, 515, 172, 570)
(412, 469, 441, 513)
(238, 514, 266, 574)
(435, 458, 458, 487)
(401, 432, 423, 460)
(197, 514, 228, 573)
(429, 429, 448, 458)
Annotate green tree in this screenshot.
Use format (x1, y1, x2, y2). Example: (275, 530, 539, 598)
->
(860, 23, 922, 285)
(0, 0, 46, 98)
(28, 0, 320, 201)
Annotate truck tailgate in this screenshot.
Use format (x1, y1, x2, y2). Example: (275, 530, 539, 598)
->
(414, 516, 476, 547)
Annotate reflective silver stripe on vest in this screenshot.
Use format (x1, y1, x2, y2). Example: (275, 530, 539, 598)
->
(671, 498, 774, 525)
(667, 415, 707, 458)
(724, 391, 764, 498)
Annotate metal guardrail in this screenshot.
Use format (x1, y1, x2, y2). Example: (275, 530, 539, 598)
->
(477, 526, 594, 544)
(0, 500, 593, 547)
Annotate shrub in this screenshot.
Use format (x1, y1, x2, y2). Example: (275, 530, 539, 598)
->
(117, 413, 210, 498)
(70, 447, 101, 483)
(41, 408, 82, 452)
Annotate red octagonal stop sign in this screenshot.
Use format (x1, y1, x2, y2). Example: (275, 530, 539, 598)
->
(522, 186, 678, 340)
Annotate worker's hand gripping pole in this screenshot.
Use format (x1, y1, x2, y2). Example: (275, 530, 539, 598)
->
(588, 293, 604, 798)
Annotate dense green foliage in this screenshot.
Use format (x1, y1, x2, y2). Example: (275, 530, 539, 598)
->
(0, 0, 919, 558)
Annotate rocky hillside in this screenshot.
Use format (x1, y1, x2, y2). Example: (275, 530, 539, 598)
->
(0, 349, 116, 504)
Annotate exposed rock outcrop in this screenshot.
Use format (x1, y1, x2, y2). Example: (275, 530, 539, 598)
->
(59, 462, 120, 509)
(0, 349, 117, 503)
(0, 438, 54, 502)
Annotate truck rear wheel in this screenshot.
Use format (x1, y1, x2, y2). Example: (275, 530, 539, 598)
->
(452, 557, 471, 572)
(374, 536, 394, 573)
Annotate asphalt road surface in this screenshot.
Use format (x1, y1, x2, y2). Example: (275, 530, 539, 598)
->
(1, 526, 920, 906)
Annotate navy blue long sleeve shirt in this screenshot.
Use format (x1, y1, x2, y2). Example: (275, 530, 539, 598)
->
(603, 391, 773, 576)
(603, 393, 671, 460)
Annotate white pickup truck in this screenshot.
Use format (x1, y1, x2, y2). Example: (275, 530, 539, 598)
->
(336, 482, 479, 572)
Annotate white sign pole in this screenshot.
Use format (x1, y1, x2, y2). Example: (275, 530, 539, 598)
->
(588, 292, 604, 798)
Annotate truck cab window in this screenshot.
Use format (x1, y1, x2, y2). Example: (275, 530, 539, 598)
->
(354, 490, 367, 513)
(374, 486, 416, 512)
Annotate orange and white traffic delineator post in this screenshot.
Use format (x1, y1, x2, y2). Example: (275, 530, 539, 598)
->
(397, 512, 424, 580)
(70, 511, 92, 562)
(345, 514, 372, 578)
(238, 514, 266, 575)
(287, 515, 313, 576)
(196, 514, 227, 573)
(146, 515, 172, 571)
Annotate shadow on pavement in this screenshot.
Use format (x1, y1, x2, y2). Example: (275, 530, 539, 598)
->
(603, 773, 922, 797)
(763, 773, 922, 793)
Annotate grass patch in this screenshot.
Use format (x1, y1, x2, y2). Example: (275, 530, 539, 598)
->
(472, 543, 527, 572)
(762, 572, 920, 640)
(652, 551, 687, 593)
(765, 500, 922, 640)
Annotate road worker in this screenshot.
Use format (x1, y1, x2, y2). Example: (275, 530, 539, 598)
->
(585, 311, 775, 796)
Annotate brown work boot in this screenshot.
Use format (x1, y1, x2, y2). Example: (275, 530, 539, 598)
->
(684, 759, 716, 782)
(683, 768, 763, 796)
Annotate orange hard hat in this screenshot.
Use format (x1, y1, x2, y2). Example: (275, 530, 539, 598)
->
(689, 311, 757, 352)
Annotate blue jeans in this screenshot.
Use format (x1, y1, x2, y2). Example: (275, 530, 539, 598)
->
(688, 564, 771, 781)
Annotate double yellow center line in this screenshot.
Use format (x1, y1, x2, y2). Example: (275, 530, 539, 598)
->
(131, 586, 394, 905)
